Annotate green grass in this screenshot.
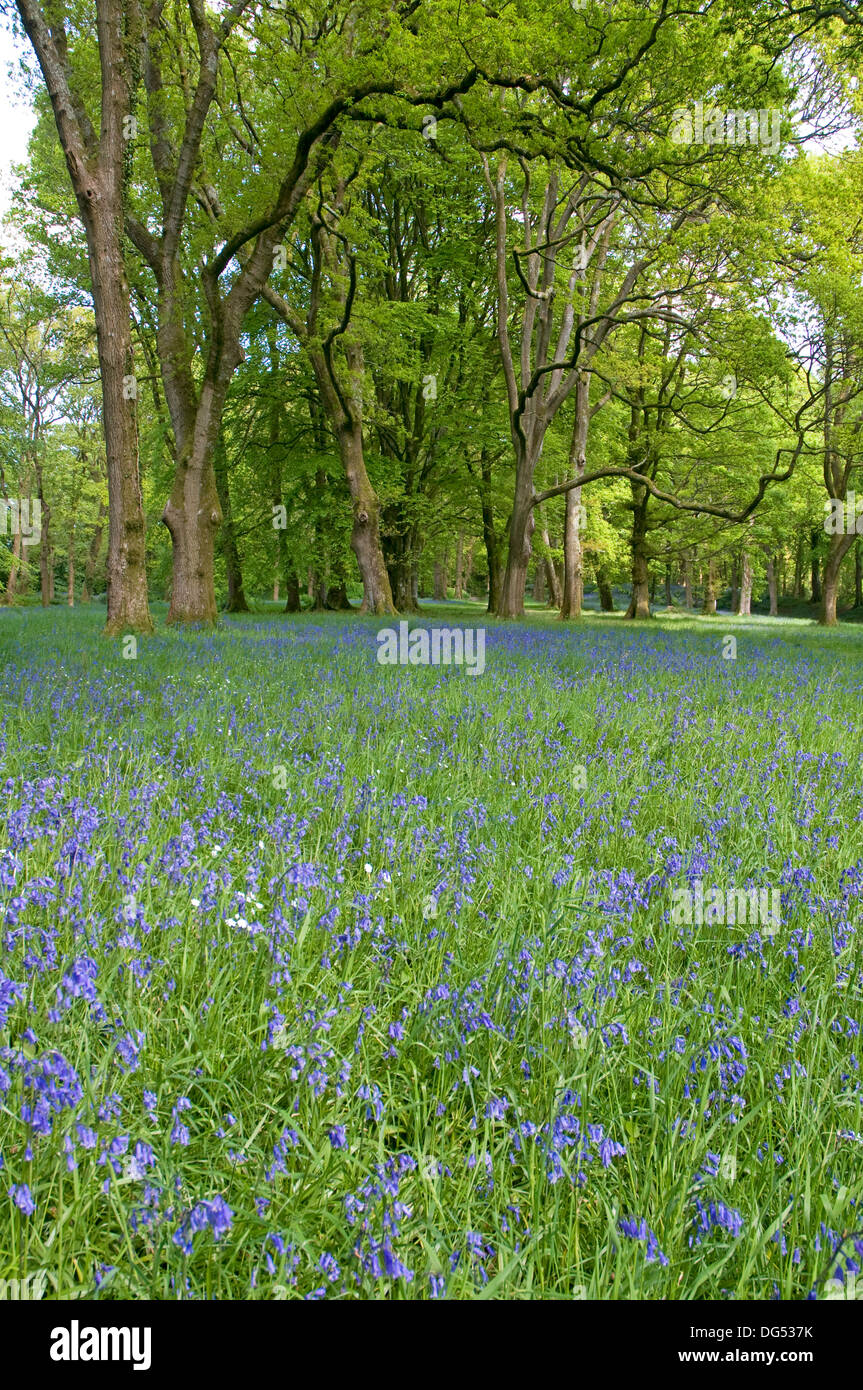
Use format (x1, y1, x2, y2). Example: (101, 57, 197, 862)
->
(1, 602, 862, 1300)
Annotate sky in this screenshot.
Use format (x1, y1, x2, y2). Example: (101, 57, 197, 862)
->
(0, 24, 37, 222)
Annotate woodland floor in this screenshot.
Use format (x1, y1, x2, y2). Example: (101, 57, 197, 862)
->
(1, 602, 861, 1298)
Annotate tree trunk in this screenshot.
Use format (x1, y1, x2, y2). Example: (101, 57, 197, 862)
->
(560, 392, 587, 620)
(730, 555, 739, 614)
(462, 541, 474, 597)
(498, 452, 536, 618)
(81, 499, 107, 601)
(34, 458, 52, 607)
(67, 529, 75, 606)
(810, 527, 822, 604)
(162, 427, 222, 626)
(213, 437, 249, 613)
(479, 450, 502, 614)
(767, 556, 778, 617)
(284, 571, 301, 613)
(269, 335, 283, 609)
(325, 578, 352, 610)
(856, 540, 863, 609)
(532, 558, 546, 603)
(537, 517, 561, 609)
(820, 532, 856, 626)
(384, 505, 420, 613)
(683, 552, 693, 609)
(595, 562, 615, 612)
(625, 485, 651, 620)
(391, 559, 419, 611)
(16, 0, 154, 634)
(702, 558, 717, 614)
(560, 483, 583, 619)
(454, 531, 465, 600)
(339, 422, 396, 615)
(87, 178, 153, 634)
(737, 550, 753, 616)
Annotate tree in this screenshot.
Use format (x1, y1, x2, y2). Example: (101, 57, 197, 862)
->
(13, 0, 153, 632)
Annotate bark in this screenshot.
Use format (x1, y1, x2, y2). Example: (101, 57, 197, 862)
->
(682, 552, 693, 609)
(213, 437, 249, 613)
(737, 550, 753, 616)
(820, 532, 856, 626)
(624, 482, 651, 620)
(856, 540, 863, 609)
(93, 249, 152, 633)
(284, 571, 301, 613)
(36, 467, 51, 607)
(766, 556, 778, 616)
(810, 527, 822, 604)
(16, 0, 154, 633)
(498, 455, 536, 618)
(594, 562, 615, 612)
(284, 364, 394, 616)
(561, 382, 588, 620)
(532, 558, 546, 603)
(341, 419, 396, 614)
(664, 565, 672, 607)
(269, 332, 283, 609)
(325, 580, 352, 610)
(162, 400, 223, 626)
(537, 514, 562, 609)
(67, 530, 75, 606)
(390, 557, 419, 611)
(730, 556, 739, 615)
(462, 540, 474, 596)
(478, 449, 502, 615)
(384, 507, 419, 612)
(702, 558, 717, 614)
(454, 531, 465, 600)
(81, 499, 107, 601)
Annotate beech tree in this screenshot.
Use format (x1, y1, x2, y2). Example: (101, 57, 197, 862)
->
(14, 0, 153, 632)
